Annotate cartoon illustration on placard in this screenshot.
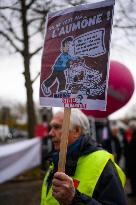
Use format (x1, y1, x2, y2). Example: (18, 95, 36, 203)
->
(66, 57, 106, 98)
(41, 28, 106, 99)
(41, 36, 75, 96)
(40, 2, 114, 110)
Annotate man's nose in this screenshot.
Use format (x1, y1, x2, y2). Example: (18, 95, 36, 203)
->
(49, 128, 55, 138)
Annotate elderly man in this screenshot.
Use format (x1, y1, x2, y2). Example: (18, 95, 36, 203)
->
(41, 108, 127, 205)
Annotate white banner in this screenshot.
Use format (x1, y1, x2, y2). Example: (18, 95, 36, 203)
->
(0, 138, 42, 183)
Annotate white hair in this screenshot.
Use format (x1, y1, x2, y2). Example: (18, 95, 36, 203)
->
(70, 108, 91, 136)
(54, 108, 90, 136)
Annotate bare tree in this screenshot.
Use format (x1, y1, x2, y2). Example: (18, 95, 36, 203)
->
(111, 0, 136, 52)
(0, 0, 90, 138)
(0, 0, 54, 138)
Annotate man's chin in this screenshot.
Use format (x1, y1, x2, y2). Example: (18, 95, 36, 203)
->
(53, 143, 60, 151)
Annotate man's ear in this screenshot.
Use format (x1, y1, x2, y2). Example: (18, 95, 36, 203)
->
(73, 125, 81, 139)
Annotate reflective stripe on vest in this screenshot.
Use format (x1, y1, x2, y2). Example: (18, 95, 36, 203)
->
(41, 150, 126, 205)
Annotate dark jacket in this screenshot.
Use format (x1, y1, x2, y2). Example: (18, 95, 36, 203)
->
(125, 131, 136, 176)
(47, 135, 127, 205)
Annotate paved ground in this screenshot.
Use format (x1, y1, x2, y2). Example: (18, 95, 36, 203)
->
(124, 179, 136, 205)
(0, 180, 42, 205)
(0, 179, 136, 205)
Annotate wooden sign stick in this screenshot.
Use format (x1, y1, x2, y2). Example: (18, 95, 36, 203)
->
(58, 107, 71, 172)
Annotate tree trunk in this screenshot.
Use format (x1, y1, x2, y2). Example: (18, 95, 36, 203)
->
(23, 59, 36, 138)
(21, 0, 36, 138)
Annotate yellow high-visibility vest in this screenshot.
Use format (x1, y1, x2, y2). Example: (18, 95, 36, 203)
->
(41, 150, 126, 205)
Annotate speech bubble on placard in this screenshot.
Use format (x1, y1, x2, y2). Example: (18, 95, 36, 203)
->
(74, 29, 106, 57)
(82, 60, 135, 118)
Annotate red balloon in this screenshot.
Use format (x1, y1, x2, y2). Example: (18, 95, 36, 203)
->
(82, 60, 135, 118)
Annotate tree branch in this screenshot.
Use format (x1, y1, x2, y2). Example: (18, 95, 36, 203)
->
(0, 6, 20, 12)
(27, 0, 37, 9)
(0, 31, 22, 53)
(114, 24, 136, 29)
(28, 16, 43, 26)
(0, 14, 23, 43)
(118, 0, 136, 24)
(32, 72, 40, 84)
(30, 46, 42, 58)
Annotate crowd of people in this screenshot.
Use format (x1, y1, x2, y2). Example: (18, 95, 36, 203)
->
(100, 118, 136, 198)
(124, 120, 136, 197)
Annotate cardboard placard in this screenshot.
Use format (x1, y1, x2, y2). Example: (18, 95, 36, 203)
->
(40, 0, 115, 111)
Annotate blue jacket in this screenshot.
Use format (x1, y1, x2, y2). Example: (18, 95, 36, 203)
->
(53, 52, 72, 71)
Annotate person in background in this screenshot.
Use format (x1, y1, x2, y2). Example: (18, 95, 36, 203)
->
(35, 114, 52, 171)
(41, 109, 127, 205)
(102, 121, 122, 163)
(125, 119, 136, 197)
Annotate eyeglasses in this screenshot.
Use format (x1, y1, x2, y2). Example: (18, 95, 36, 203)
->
(49, 123, 62, 130)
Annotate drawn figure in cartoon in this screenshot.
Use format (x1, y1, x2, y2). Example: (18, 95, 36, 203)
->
(41, 36, 74, 96)
(76, 95, 83, 104)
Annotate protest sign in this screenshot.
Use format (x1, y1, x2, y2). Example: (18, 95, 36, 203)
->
(40, 0, 115, 111)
